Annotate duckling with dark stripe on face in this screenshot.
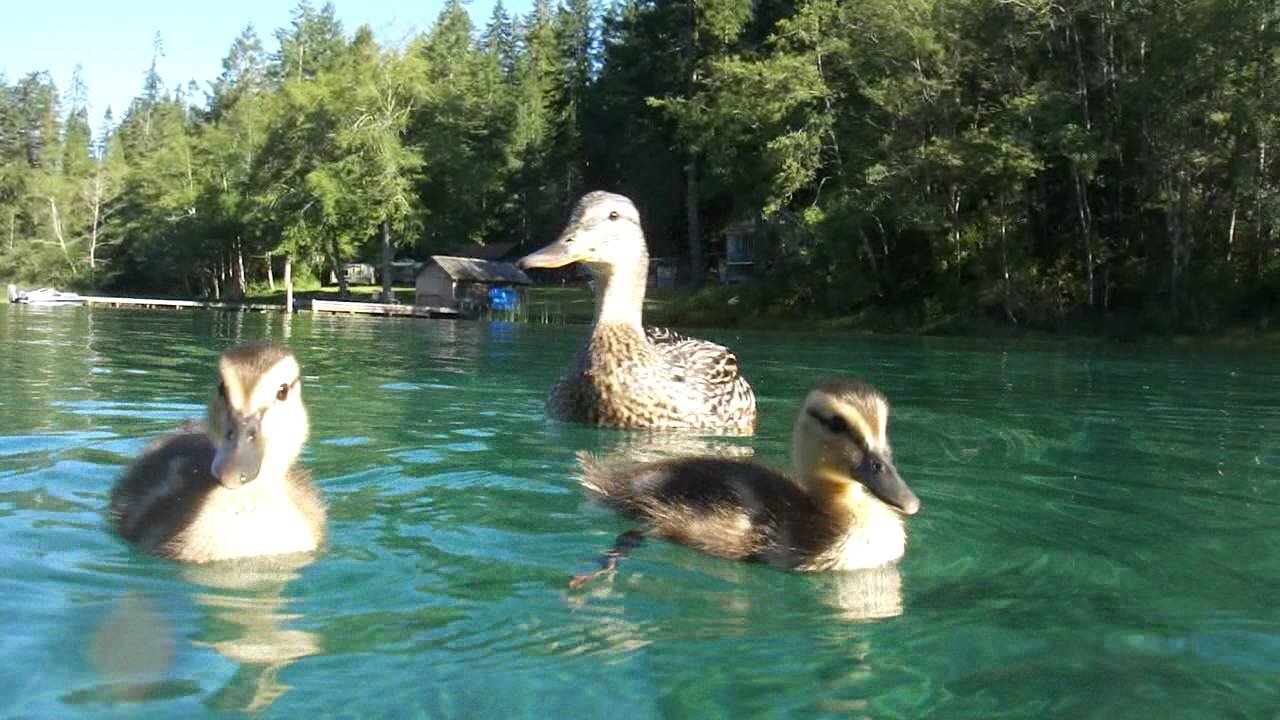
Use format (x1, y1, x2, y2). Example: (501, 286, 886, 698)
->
(110, 343, 326, 563)
(570, 380, 919, 586)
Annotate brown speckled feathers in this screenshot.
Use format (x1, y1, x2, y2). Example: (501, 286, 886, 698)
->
(547, 324, 756, 432)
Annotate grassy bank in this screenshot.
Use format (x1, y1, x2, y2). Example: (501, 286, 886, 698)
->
(522, 284, 1280, 349)
(242, 283, 416, 305)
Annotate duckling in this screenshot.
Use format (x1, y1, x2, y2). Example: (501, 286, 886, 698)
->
(518, 191, 756, 433)
(109, 343, 326, 563)
(569, 380, 919, 586)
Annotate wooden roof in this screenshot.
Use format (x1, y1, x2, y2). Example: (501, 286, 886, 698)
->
(424, 255, 533, 285)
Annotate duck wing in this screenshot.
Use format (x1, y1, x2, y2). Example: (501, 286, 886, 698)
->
(643, 326, 755, 421)
(110, 433, 220, 556)
(577, 452, 809, 561)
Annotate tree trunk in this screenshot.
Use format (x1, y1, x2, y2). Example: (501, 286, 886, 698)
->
(88, 171, 103, 289)
(1072, 163, 1096, 307)
(1165, 176, 1181, 310)
(683, 0, 702, 287)
(234, 237, 246, 298)
(686, 159, 702, 286)
(857, 226, 879, 277)
(1173, 167, 1193, 311)
(266, 255, 275, 290)
(211, 266, 221, 300)
(1257, 138, 1270, 280)
(284, 256, 294, 313)
(381, 219, 394, 303)
(1227, 205, 1237, 266)
(333, 239, 349, 299)
(48, 197, 77, 275)
(1069, 21, 1091, 131)
(1000, 196, 1016, 323)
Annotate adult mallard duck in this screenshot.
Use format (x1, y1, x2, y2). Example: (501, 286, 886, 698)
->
(109, 343, 326, 563)
(518, 191, 756, 433)
(569, 380, 919, 587)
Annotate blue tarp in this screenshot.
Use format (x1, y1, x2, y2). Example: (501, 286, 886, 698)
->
(488, 286, 518, 312)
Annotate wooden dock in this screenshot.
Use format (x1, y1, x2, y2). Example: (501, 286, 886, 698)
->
(81, 296, 284, 312)
(311, 299, 460, 318)
(21, 292, 461, 320)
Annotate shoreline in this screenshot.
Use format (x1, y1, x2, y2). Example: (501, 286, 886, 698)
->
(6, 284, 1277, 349)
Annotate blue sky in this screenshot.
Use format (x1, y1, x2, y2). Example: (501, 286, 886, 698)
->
(1, 0, 530, 135)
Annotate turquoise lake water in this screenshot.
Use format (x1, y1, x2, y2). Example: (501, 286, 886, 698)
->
(1, 305, 1278, 718)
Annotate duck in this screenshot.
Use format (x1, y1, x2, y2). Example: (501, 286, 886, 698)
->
(109, 343, 326, 563)
(569, 380, 919, 587)
(517, 191, 756, 433)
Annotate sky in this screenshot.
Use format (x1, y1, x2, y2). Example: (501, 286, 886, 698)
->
(1, 0, 531, 135)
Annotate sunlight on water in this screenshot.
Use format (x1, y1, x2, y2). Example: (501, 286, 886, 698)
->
(1, 305, 1278, 717)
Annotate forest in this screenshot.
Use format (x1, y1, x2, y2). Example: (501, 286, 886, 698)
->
(1, 0, 1278, 333)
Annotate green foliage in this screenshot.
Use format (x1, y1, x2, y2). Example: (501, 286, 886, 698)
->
(2, 0, 1278, 332)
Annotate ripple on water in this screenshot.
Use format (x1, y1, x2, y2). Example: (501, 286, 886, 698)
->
(50, 399, 204, 421)
(0, 431, 116, 458)
(4, 306, 1280, 717)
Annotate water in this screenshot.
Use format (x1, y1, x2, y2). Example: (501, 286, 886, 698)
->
(1, 305, 1278, 718)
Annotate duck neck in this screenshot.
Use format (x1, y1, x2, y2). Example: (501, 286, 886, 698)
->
(807, 472, 902, 527)
(589, 256, 647, 334)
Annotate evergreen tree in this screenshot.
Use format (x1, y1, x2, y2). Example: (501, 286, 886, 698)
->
(1, 0, 1276, 332)
(273, 1, 346, 84)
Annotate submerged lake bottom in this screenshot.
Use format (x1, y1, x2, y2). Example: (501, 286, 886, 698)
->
(1, 305, 1278, 718)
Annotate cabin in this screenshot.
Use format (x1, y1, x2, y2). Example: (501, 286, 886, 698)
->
(649, 257, 679, 288)
(415, 255, 533, 314)
(342, 262, 376, 285)
(717, 222, 757, 284)
(389, 260, 424, 284)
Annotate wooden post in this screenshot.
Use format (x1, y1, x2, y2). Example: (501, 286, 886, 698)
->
(284, 256, 294, 313)
(7, 284, 16, 303)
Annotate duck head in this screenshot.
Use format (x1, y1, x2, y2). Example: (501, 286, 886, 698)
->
(517, 192, 648, 277)
(792, 380, 919, 515)
(207, 343, 309, 489)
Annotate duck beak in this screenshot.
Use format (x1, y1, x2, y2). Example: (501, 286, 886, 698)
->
(210, 415, 265, 489)
(855, 451, 919, 515)
(517, 234, 582, 270)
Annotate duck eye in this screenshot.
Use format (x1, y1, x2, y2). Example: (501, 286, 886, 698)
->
(608, 210, 619, 221)
(276, 383, 290, 402)
(826, 414, 850, 436)
(806, 409, 851, 437)
(871, 460, 885, 473)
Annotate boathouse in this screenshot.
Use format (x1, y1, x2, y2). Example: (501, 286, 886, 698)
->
(414, 255, 532, 313)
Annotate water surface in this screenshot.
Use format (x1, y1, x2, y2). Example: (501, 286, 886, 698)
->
(1, 306, 1278, 717)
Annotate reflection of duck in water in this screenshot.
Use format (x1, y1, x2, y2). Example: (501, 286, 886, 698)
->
(110, 343, 326, 563)
(186, 560, 321, 713)
(89, 560, 321, 713)
(570, 381, 919, 587)
(518, 192, 756, 433)
(817, 565, 905, 622)
(580, 429, 756, 466)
